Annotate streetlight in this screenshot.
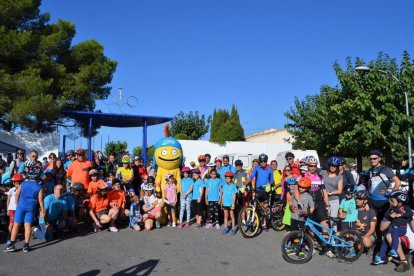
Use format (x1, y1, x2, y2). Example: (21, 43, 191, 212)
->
(355, 66, 412, 167)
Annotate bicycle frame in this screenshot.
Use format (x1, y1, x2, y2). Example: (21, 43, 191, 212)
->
(303, 218, 352, 248)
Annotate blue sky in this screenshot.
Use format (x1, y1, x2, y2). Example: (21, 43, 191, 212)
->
(41, 0, 414, 151)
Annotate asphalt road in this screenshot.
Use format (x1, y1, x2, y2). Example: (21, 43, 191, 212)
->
(1, 224, 412, 276)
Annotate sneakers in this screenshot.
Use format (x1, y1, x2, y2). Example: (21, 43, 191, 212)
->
(177, 223, 183, 229)
(172, 223, 176, 228)
(215, 223, 220, 230)
(22, 244, 30, 253)
(184, 223, 190, 228)
(325, 250, 336, 258)
(205, 223, 213, 229)
(395, 261, 410, 272)
(223, 227, 230, 235)
(388, 249, 398, 258)
(109, 226, 119, 232)
(93, 222, 101, 233)
(372, 256, 385, 265)
(166, 223, 171, 227)
(230, 228, 237, 236)
(4, 244, 15, 252)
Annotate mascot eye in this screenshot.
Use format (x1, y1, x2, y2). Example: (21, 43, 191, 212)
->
(161, 149, 167, 156)
(172, 149, 178, 156)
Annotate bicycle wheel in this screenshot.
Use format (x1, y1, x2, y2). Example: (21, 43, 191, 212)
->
(334, 229, 364, 262)
(270, 213, 285, 231)
(238, 206, 260, 238)
(281, 230, 314, 264)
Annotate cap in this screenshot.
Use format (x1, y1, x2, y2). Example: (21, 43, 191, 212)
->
(89, 169, 99, 176)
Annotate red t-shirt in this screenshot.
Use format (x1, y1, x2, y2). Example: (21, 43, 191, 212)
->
(67, 160, 93, 189)
(108, 190, 125, 209)
(89, 194, 109, 214)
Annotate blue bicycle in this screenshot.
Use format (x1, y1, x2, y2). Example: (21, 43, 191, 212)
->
(281, 215, 364, 264)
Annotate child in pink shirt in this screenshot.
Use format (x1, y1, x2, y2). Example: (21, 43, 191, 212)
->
(163, 174, 178, 227)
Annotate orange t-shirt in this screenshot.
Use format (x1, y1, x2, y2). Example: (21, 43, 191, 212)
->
(87, 180, 105, 195)
(89, 194, 109, 214)
(67, 160, 93, 189)
(108, 190, 125, 209)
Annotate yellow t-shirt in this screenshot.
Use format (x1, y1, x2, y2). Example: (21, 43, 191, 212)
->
(116, 167, 134, 183)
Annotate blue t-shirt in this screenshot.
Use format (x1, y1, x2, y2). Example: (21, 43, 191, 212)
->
(17, 180, 42, 211)
(17, 162, 25, 174)
(180, 177, 194, 200)
(130, 203, 141, 219)
(249, 166, 274, 187)
(43, 180, 55, 195)
(222, 183, 238, 207)
(192, 179, 205, 201)
(44, 194, 67, 222)
(340, 197, 358, 222)
(206, 178, 221, 202)
(63, 193, 76, 213)
(64, 160, 73, 184)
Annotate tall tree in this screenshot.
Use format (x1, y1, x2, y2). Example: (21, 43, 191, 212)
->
(0, 0, 117, 133)
(285, 52, 414, 166)
(133, 145, 155, 157)
(169, 111, 211, 140)
(104, 141, 128, 157)
(210, 105, 245, 143)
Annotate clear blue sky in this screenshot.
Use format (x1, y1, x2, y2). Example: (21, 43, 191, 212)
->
(41, 0, 414, 152)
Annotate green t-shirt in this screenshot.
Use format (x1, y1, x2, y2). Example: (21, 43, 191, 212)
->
(340, 197, 358, 222)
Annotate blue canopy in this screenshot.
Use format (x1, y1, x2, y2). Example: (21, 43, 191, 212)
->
(62, 111, 173, 165)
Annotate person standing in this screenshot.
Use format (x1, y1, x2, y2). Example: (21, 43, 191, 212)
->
(67, 148, 93, 190)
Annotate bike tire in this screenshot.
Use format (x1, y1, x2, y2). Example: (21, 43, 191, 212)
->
(271, 216, 285, 231)
(335, 229, 364, 262)
(237, 206, 260, 238)
(281, 231, 314, 264)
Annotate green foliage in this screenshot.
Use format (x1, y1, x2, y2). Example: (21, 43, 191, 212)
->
(285, 52, 414, 165)
(132, 145, 155, 157)
(210, 105, 245, 143)
(169, 111, 211, 140)
(104, 141, 128, 157)
(0, 0, 117, 133)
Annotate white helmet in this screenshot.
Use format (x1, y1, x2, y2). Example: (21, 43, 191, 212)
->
(142, 184, 154, 191)
(306, 156, 318, 165)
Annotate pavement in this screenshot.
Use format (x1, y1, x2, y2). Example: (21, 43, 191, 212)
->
(1, 224, 413, 276)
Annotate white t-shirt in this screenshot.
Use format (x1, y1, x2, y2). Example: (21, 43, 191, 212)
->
(6, 187, 17, 211)
(406, 221, 414, 251)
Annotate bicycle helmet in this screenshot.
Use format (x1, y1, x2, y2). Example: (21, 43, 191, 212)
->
(348, 163, 357, 168)
(198, 155, 206, 162)
(191, 168, 201, 174)
(339, 157, 346, 165)
(71, 182, 85, 191)
(390, 191, 408, 203)
(300, 165, 308, 172)
(215, 159, 222, 164)
(142, 184, 154, 191)
(258, 153, 268, 163)
(147, 176, 155, 184)
(89, 169, 99, 176)
(235, 159, 243, 167)
(344, 185, 357, 195)
(369, 150, 383, 157)
(286, 178, 297, 186)
(224, 171, 234, 178)
(206, 162, 215, 167)
(181, 166, 191, 173)
(44, 169, 53, 175)
(24, 159, 35, 169)
(285, 152, 295, 159)
(94, 151, 104, 160)
(327, 156, 341, 166)
(66, 150, 75, 156)
(356, 190, 370, 200)
(300, 157, 308, 164)
(27, 166, 42, 178)
(306, 156, 318, 165)
(75, 148, 86, 155)
(121, 155, 131, 164)
(298, 177, 311, 188)
(11, 173, 24, 182)
(164, 173, 173, 180)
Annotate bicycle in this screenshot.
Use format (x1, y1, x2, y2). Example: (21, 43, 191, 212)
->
(238, 185, 285, 238)
(281, 214, 364, 264)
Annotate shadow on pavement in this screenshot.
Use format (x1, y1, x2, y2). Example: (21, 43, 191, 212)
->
(78, 269, 101, 276)
(112, 259, 159, 276)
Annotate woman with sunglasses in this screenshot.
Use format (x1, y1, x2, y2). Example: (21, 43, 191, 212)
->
(44, 153, 58, 171)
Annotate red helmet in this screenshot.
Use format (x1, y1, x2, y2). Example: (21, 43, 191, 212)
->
(76, 148, 86, 155)
(11, 173, 24, 182)
(224, 171, 234, 178)
(181, 166, 191, 173)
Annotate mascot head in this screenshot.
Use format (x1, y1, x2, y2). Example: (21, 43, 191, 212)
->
(153, 125, 183, 170)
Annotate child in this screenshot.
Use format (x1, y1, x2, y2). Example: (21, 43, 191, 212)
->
(191, 169, 205, 228)
(205, 169, 221, 229)
(106, 172, 115, 189)
(53, 159, 66, 190)
(108, 178, 127, 218)
(289, 177, 314, 231)
(163, 174, 177, 227)
(178, 167, 193, 228)
(339, 185, 358, 231)
(153, 192, 164, 229)
(373, 191, 413, 265)
(6, 174, 24, 243)
(141, 185, 159, 231)
(129, 195, 142, 231)
(87, 169, 106, 195)
(221, 171, 238, 235)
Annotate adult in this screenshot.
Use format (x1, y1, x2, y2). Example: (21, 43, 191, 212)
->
(64, 150, 76, 189)
(355, 190, 377, 250)
(43, 153, 57, 170)
(283, 152, 300, 177)
(64, 182, 87, 230)
(67, 148, 93, 190)
(320, 156, 343, 230)
(23, 150, 39, 174)
(368, 149, 401, 243)
(220, 155, 237, 180)
(248, 154, 274, 204)
(89, 182, 119, 232)
(215, 159, 223, 178)
(146, 159, 155, 176)
(116, 155, 134, 190)
(5, 166, 44, 252)
(9, 149, 25, 176)
(234, 159, 248, 206)
(270, 160, 283, 195)
(106, 153, 119, 176)
(43, 184, 67, 241)
(348, 163, 359, 184)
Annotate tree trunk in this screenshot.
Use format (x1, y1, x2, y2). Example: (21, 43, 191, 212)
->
(384, 147, 393, 167)
(357, 156, 363, 172)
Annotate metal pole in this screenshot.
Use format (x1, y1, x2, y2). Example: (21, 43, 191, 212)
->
(143, 120, 148, 167)
(404, 91, 412, 167)
(88, 117, 93, 161)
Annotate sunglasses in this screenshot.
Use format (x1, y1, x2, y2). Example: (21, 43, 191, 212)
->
(370, 158, 378, 161)
(308, 165, 317, 168)
(77, 153, 85, 156)
(285, 169, 291, 172)
(286, 157, 293, 160)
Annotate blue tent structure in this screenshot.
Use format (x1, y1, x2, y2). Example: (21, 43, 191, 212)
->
(61, 111, 173, 165)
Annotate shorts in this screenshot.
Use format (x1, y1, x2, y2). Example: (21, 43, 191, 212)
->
(328, 199, 340, 218)
(8, 210, 15, 225)
(312, 203, 328, 223)
(340, 221, 357, 231)
(166, 203, 176, 213)
(191, 200, 203, 216)
(97, 209, 109, 220)
(130, 217, 141, 228)
(14, 208, 35, 224)
(222, 206, 235, 211)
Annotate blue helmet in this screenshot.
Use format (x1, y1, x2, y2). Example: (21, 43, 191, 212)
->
(389, 191, 408, 203)
(369, 150, 383, 157)
(286, 178, 297, 186)
(27, 166, 42, 178)
(327, 156, 341, 166)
